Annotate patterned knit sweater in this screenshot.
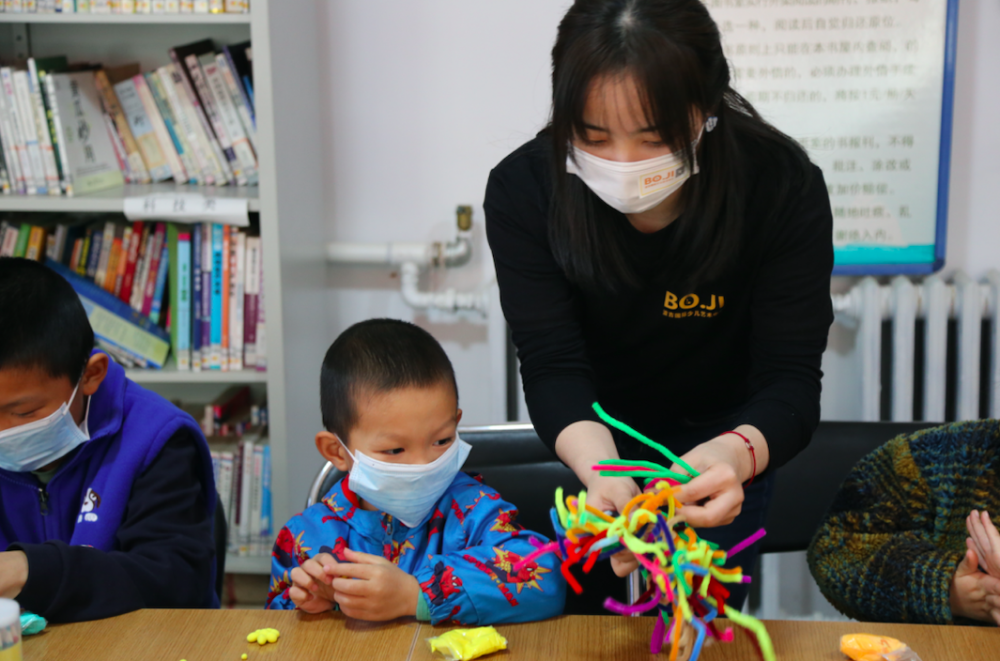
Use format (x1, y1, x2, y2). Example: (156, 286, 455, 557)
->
(807, 419, 1000, 624)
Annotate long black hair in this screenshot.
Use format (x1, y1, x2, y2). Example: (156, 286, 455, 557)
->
(548, 0, 812, 291)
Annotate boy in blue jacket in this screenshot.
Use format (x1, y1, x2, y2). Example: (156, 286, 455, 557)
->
(266, 319, 565, 624)
(0, 258, 217, 622)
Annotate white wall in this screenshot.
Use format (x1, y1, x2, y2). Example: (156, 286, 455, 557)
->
(319, 1, 572, 425)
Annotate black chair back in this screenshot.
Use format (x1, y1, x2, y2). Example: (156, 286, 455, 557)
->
(761, 420, 940, 553)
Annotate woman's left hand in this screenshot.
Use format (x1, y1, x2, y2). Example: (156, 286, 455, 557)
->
(669, 426, 768, 528)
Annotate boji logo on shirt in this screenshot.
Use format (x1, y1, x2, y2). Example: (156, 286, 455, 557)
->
(663, 291, 725, 319)
(77, 488, 101, 523)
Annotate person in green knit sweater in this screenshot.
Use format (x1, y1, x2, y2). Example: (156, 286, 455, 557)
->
(808, 419, 1000, 625)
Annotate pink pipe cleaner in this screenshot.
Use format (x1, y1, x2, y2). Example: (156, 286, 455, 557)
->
(727, 528, 767, 558)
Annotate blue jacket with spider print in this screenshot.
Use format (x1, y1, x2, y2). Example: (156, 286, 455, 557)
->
(265, 472, 565, 625)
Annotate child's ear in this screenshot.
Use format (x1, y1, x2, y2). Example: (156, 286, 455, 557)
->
(456, 408, 463, 426)
(81, 353, 108, 397)
(316, 431, 351, 473)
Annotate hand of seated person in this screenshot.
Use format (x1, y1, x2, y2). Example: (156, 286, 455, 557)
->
(327, 548, 420, 621)
(0, 551, 28, 599)
(289, 552, 339, 613)
(967, 510, 1000, 579)
(610, 548, 639, 578)
(950, 540, 1000, 625)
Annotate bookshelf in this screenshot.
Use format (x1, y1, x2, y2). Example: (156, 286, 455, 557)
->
(0, 1, 329, 578)
(0, 183, 260, 213)
(0, 13, 251, 25)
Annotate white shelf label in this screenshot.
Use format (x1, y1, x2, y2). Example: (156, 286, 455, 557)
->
(124, 194, 249, 227)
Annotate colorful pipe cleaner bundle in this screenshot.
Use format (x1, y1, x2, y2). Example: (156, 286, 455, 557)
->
(513, 403, 775, 661)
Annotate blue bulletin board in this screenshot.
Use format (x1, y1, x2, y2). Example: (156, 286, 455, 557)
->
(707, 0, 960, 275)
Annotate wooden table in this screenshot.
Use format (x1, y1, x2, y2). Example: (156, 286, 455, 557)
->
(21, 610, 1000, 661)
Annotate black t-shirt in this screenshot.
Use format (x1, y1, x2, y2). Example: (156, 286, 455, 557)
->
(484, 133, 834, 468)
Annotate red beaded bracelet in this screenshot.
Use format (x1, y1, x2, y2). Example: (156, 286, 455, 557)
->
(724, 430, 756, 487)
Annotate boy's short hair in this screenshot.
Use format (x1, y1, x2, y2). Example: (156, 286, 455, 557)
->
(0, 257, 94, 383)
(320, 318, 458, 438)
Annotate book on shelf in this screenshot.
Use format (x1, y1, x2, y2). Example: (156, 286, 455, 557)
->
(6, 215, 265, 373)
(0, 0, 251, 11)
(46, 70, 126, 195)
(0, 39, 255, 196)
(47, 258, 171, 368)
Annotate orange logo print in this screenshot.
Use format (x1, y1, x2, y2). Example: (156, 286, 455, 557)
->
(663, 291, 725, 319)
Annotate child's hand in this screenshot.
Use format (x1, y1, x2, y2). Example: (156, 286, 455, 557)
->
(950, 541, 1000, 625)
(967, 510, 1000, 578)
(289, 552, 339, 613)
(327, 548, 420, 621)
(610, 549, 639, 577)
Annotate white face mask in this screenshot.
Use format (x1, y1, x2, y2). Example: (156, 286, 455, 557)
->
(339, 435, 472, 528)
(0, 382, 91, 473)
(566, 120, 713, 215)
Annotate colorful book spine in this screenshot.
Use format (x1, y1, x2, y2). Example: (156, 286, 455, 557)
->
(210, 224, 224, 369)
(41, 73, 71, 195)
(24, 61, 61, 195)
(220, 224, 231, 370)
(25, 226, 46, 261)
(229, 230, 245, 370)
(95, 70, 151, 184)
(2, 68, 40, 194)
(150, 242, 169, 324)
(167, 50, 233, 185)
(186, 53, 246, 185)
(142, 222, 167, 317)
(175, 227, 192, 369)
(103, 112, 131, 183)
(158, 64, 219, 186)
(203, 56, 256, 184)
(238, 437, 254, 555)
(132, 75, 186, 184)
(47, 259, 171, 369)
(85, 226, 103, 280)
(114, 78, 172, 182)
(107, 226, 123, 292)
(120, 221, 142, 304)
(112, 226, 130, 295)
(146, 71, 200, 184)
(0, 78, 25, 194)
(94, 221, 116, 287)
(260, 444, 272, 554)
(129, 223, 152, 310)
(200, 223, 212, 368)
(191, 223, 203, 370)
(255, 250, 265, 371)
(13, 223, 31, 258)
(11, 71, 49, 194)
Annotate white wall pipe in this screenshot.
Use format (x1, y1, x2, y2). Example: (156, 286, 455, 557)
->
(399, 262, 491, 315)
(859, 277, 882, 422)
(326, 234, 473, 268)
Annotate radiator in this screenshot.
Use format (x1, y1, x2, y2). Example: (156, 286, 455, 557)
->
(831, 272, 1000, 422)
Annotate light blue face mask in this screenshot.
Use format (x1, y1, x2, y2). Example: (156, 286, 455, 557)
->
(0, 382, 90, 473)
(340, 435, 472, 528)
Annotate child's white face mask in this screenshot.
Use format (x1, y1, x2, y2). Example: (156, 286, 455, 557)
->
(0, 382, 91, 473)
(339, 436, 472, 528)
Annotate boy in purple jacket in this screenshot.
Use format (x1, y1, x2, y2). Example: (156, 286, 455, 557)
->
(0, 258, 218, 622)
